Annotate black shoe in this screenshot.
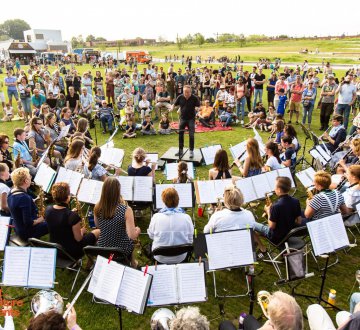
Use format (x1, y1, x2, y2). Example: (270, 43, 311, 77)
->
(288, 120, 291, 124)
(175, 150, 183, 157)
(189, 150, 194, 158)
(109, 130, 113, 135)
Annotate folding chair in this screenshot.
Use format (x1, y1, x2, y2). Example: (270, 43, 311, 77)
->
(28, 238, 82, 293)
(152, 244, 193, 264)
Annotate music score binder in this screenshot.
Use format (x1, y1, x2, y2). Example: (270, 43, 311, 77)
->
(141, 263, 207, 306)
(55, 167, 84, 196)
(309, 146, 331, 166)
(307, 213, 350, 256)
(200, 144, 222, 165)
(117, 176, 153, 202)
(295, 167, 316, 189)
(88, 256, 152, 314)
(194, 179, 233, 204)
(144, 153, 159, 170)
(155, 183, 194, 209)
(204, 229, 256, 270)
(34, 162, 57, 193)
(2, 246, 57, 289)
(165, 162, 195, 181)
(99, 146, 125, 168)
(77, 178, 104, 204)
(0, 217, 10, 251)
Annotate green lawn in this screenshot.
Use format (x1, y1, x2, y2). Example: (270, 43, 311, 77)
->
(1, 62, 360, 330)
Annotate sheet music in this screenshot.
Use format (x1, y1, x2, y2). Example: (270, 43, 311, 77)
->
(229, 141, 247, 160)
(265, 170, 280, 191)
(99, 147, 124, 167)
(196, 181, 216, 204)
(94, 260, 125, 305)
(28, 248, 56, 288)
(165, 162, 194, 181)
(117, 176, 134, 201)
(201, 145, 222, 165)
(0, 217, 10, 251)
(116, 266, 151, 314)
(88, 256, 106, 294)
(36, 146, 50, 170)
(316, 145, 331, 162)
(235, 178, 257, 203)
(277, 167, 295, 188)
(329, 214, 350, 250)
(55, 167, 84, 196)
(142, 265, 177, 306)
(177, 263, 206, 303)
(155, 184, 193, 209)
(133, 176, 153, 202)
(144, 153, 158, 170)
(34, 163, 56, 193)
(77, 178, 103, 204)
(251, 173, 272, 199)
(2, 247, 30, 287)
(57, 124, 70, 140)
(307, 218, 334, 256)
(296, 167, 316, 188)
(214, 179, 233, 200)
(206, 230, 254, 270)
(309, 148, 326, 165)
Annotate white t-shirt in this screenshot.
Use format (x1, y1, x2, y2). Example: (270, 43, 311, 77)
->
(204, 208, 256, 233)
(265, 156, 282, 170)
(0, 182, 10, 210)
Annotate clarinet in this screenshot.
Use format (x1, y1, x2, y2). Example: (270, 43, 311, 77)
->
(230, 150, 247, 169)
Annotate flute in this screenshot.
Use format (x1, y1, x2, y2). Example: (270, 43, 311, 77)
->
(230, 150, 246, 169)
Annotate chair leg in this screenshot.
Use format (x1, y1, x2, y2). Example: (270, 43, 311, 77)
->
(211, 269, 250, 298)
(70, 260, 82, 293)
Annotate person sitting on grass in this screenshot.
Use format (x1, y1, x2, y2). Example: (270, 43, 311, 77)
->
(244, 102, 266, 128)
(138, 93, 151, 121)
(2, 103, 14, 122)
(123, 118, 137, 139)
(158, 113, 172, 135)
(124, 99, 135, 122)
(141, 114, 156, 135)
(197, 100, 215, 128)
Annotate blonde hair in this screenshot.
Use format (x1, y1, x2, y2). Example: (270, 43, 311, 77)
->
(351, 138, 360, 155)
(170, 306, 209, 330)
(314, 170, 331, 189)
(132, 147, 146, 164)
(224, 185, 244, 210)
(11, 167, 30, 187)
(267, 291, 303, 330)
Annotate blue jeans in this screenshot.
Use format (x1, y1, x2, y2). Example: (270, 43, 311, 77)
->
(236, 97, 246, 121)
(302, 104, 314, 124)
(253, 89, 263, 109)
(336, 103, 351, 129)
(219, 110, 233, 126)
(21, 97, 31, 114)
(253, 222, 271, 238)
(100, 114, 114, 131)
(7, 89, 19, 103)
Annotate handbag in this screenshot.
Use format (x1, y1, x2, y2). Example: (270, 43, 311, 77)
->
(317, 96, 322, 109)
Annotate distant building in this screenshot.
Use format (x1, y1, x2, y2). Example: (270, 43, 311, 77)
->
(86, 38, 156, 47)
(0, 40, 36, 63)
(23, 29, 69, 52)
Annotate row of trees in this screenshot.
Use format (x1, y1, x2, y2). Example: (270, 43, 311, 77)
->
(0, 19, 31, 41)
(71, 35, 108, 48)
(175, 33, 247, 49)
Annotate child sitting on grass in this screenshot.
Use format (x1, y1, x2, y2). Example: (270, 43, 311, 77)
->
(124, 99, 135, 122)
(2, 103, 14, 121)
(123, 118, 137, 139)
(141, 115, 156, 135)
(158, 113, 172, 135)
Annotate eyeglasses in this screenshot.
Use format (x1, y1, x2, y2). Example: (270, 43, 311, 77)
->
(3, 141, 9, 144)
(36, 122, 42, 125)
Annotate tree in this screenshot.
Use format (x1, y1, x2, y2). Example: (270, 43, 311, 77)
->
(206, 37, 216, 43)
(194, 33, 205, 47)
(0, 19, 30, 40)
(236, 34, 246, 48)
(86, 34, 96, 42)
(176, 35, 184, 50)
(95, 37, 107, 42)
(71, 35, 85, 48)
(183, 33, 193, 44)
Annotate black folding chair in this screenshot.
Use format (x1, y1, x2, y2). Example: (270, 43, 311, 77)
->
(83, 246, 130, 266)
(152, 244, 193, 264)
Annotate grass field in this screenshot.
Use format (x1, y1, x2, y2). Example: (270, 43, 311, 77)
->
(1, 59, 360, 330)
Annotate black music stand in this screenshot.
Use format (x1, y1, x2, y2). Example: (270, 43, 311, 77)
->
(295, 124, 313, 169)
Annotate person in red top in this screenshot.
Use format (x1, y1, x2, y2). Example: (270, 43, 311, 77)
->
(288, 75, 304, 124)
(274, 75, 288, 110)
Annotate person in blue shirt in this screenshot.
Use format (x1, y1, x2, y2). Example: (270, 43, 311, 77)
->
(277, 88, 288, 115)
(7, 167, 48, 241)
(98, 100, 114, 134)
(280, 136, 296, 168)
(31, 89, 46, 114)
(4, 71, 19, 106)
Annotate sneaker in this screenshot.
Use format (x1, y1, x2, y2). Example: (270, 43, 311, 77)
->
(235, 119, 239, 124)
(240, 120, 244, 125)
(175, 150, 184, 157)
(102, 130, 106, 134)
(189, 150, 194, 158)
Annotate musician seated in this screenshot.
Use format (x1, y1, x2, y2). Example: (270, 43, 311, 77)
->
(204, 185, 255, 233)
(304, 170, 347, 221)
(254, 177, 302, 245)
(83, 147, 108, 181)
(94, 177, 140, 267)
(0, 164, 10, 216)
(13, 128, 37, 176)
(7, 168, 48, 241)
(341, 165, 360, 226)
(263, 141, 282, 171)
(197, 100, 215, 128)
(0, 134, 13, 172)
(280, 136, 296, 168)
(334, 137, 360, 175)
(147, 187, 194, 264)
(45, 182, 99, 259)
(209, 149, 232, 180)
(128, 147, 156, 178)
(64, 139, 85, 171)
(321, 114, 347, 153)
(235, 138, 263, 177)
(173, 161, 193, 183)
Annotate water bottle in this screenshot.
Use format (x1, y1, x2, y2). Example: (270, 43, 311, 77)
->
(238, 312, 247, 329)
(328, 289, 336, 307)
(197, 204, 203, 217)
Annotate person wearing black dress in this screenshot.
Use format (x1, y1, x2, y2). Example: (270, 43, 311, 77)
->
(127, 147, 156, 177)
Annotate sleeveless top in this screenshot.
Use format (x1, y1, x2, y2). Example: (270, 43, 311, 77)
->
(215, 170, 232, 180)
(97, 204, 134, 256)
(236, 84, 245, 99)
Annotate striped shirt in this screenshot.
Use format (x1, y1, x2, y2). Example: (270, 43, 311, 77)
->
(309, 190, 345, 220)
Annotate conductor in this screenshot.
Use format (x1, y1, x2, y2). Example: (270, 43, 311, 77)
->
(172, 85, 200, 158)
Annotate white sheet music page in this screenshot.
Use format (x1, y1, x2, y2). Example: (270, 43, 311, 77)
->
(117, 176, 134, 201)
(94, 260, 125, 305)
(177, 263, 206, 303)
(264, 170, 279, 191)
(206, 230, 254, 270)
(251, 173, 272, 199)
(144, 153, 159, 170)
(201, 145, 222, 165)
(28, 248, 56, 289)
(196, 181, 216, 204)
(329, 214, 350, 250)
(309, 149, 326, 165)
(142, 265, 177, 306)
(165, 162, 194, 180)
(307, 218, 333, 256)
(0, 217, 10, 251)
(133, 176, 153, 202)
(214, 179, 233, 201)
(229, 141, 247, 160)
(55, 167, 84, 196)
(316, 145, 331, 161)
(57, 124, 70, 140)
(277, 167, 295, 187)
(88, 256, 106, 294)
(236, 178, 257, 203)
(100, 147, 125, 168)
(77, 179, 103, 204)
(296, 167, 315, 188)
(34, 163, 56, 193)
(116, 266, 152, 314)
(3, 247, 30, 287)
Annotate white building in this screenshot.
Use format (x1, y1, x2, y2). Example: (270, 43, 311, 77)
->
(23, 29, 69, 52)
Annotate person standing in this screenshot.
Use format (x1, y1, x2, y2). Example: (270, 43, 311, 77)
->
(252, 68, 266, 109)
(172, 85, 200, 158)
(288, 75, 304, 124)
(4, 71, 19, 107)
(320, 75, 337, 131)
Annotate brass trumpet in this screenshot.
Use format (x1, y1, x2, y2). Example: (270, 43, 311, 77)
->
(257, 290, 270, 318)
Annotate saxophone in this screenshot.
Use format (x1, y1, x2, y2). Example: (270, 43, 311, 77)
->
(216, 197, 223, 211)
(32, 148, 39, 164)
(36, 187, 46, 218)
(307, 187, 316, 200)
(15, 151, 21, 168)
(73, 196, 89, 231)
(262, 193, 272, 218)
